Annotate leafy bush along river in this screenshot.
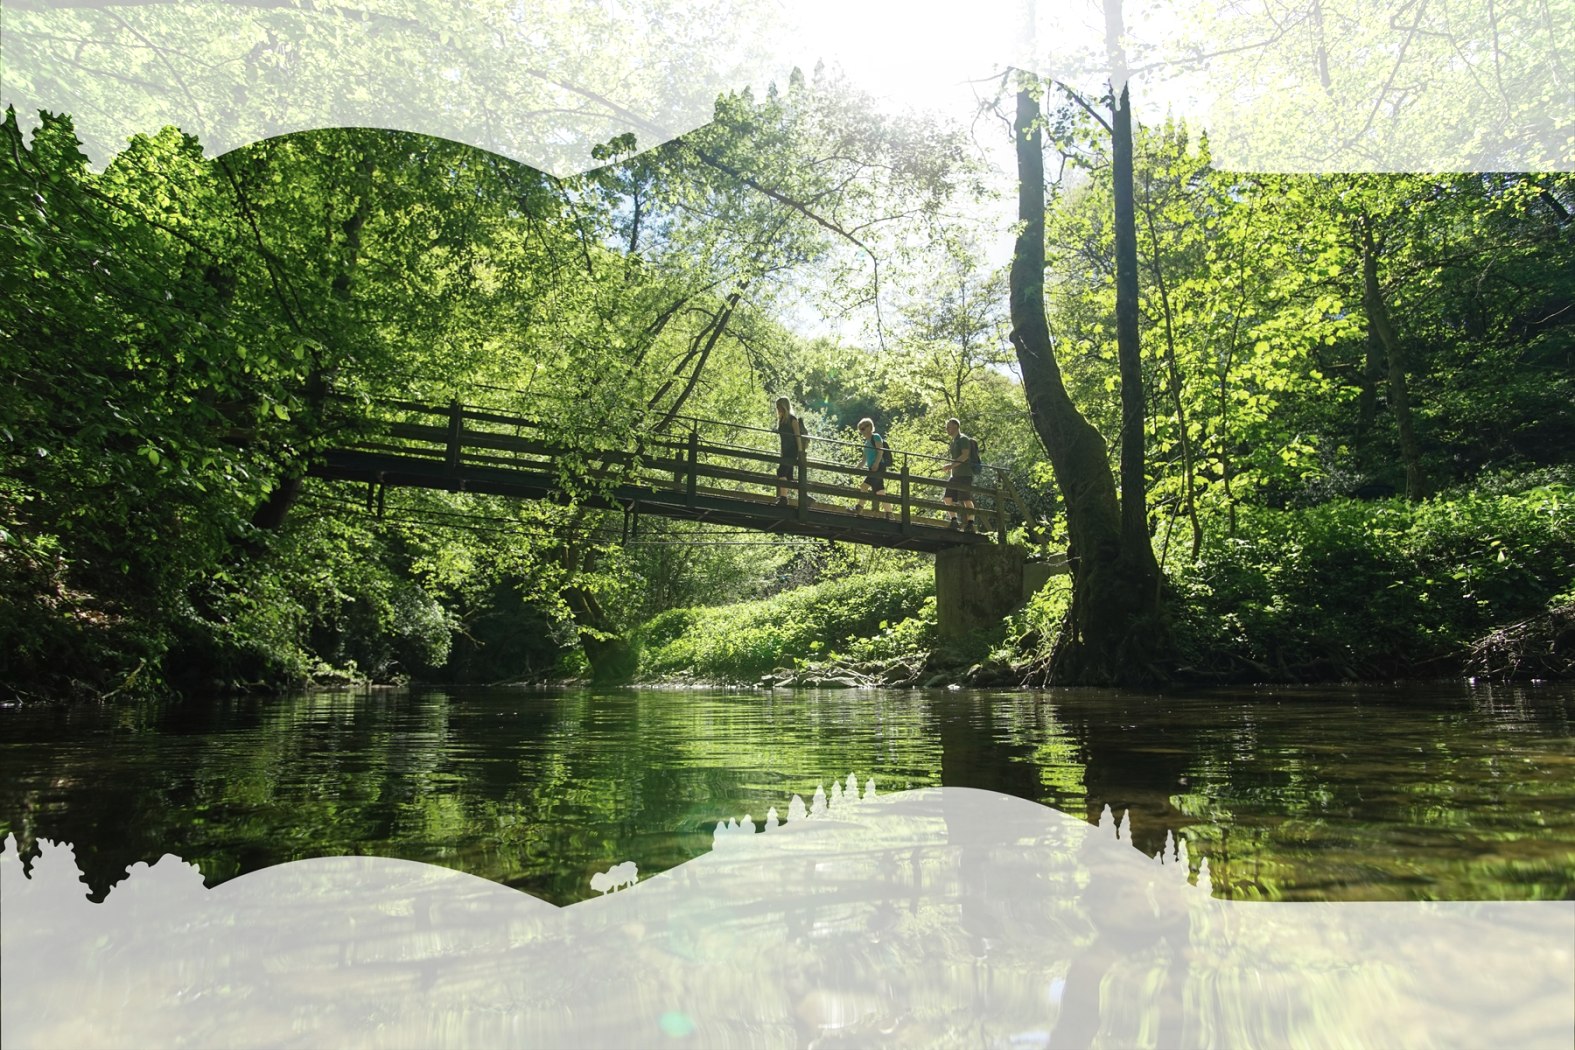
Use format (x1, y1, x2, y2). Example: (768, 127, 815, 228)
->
(636, 568, 938, 685)
(1172, 484, 1575, 682)
(636, 486, 1575, 687)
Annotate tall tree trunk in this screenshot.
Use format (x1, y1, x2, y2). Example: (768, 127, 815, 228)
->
(562, 583, 635, 682)
(1105, 0, 1165, 593)
(1141, 175, 1202, 559)
(560, 531, 636, 682)
(1216, 211, 1253, 539)
(1355, 312, 1383, 438)
(1007, 83, 1166, 685)
(1359, 214, 1427, 500)
(1109, 112, 1149, 562)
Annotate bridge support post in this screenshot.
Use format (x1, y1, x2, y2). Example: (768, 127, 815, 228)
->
(985, 469, 1003, 543)
(899, 456, 911, 528)
(445, 400, 463, 473)
(796, 446, 809, 521)
(685, 431, 698, 508)
(935, 543, 1029, 643)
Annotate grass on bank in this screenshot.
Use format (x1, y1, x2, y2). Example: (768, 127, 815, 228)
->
(635, 568, 935, 683)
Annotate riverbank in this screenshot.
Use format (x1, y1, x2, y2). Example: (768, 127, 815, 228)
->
(5, 485, 1570, 702)
(641, 601, 1575, 692)
(626, 484, 1575, 689)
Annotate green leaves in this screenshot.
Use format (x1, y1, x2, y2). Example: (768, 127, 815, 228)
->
(636, 568, 933, 682)
(1172, 483, 1575, 677)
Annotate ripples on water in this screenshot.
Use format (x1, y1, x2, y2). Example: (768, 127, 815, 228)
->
(1, 683, 1570, 904)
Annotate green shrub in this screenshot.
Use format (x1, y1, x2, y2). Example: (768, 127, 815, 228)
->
(1172, 485, 1575, 677)
(639, 607, 701, 651)
(845, 596, 938, 662)
(1007, 572, 1072, 647)
(635, 568, 933, 682)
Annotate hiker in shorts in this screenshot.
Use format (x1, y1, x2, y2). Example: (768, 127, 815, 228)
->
(944, 417, 976, 531)
(852, 417, 891, 520)
(773, 396, 806, 506)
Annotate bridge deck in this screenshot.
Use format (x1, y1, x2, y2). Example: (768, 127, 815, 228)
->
(311, 399, 1032, 554)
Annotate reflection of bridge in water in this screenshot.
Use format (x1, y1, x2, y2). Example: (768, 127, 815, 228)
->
(311, 398, 1034, 555)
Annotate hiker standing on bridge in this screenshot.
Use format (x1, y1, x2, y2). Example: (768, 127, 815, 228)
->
(944, 417, 977, 532)
(773, 396, 807, 506)
(852, 418, 891, 520)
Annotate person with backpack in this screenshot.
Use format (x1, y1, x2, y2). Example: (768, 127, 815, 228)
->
(773, 396, 807, 506)
(852, 417, 892, 520)
(944, 416, 978, 531)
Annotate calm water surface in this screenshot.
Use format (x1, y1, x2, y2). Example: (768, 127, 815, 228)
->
(2, 683, 1571, 905)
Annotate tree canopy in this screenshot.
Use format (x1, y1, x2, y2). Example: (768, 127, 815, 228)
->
(2, 50, 1571, 698)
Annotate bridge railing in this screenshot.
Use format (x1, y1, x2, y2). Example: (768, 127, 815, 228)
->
(643, 413, 1026, 536)
(325, 396, 1029, 541)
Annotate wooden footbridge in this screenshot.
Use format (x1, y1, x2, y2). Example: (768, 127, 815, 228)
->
(311, 398, 1031, 553)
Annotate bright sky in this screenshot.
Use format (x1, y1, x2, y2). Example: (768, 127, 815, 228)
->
(764, 2, 1063, 342)
(773, 0, 1190, 120)
(780, 0, 1038, 115)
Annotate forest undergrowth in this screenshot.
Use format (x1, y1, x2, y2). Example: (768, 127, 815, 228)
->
(634, 482, 1575, 688)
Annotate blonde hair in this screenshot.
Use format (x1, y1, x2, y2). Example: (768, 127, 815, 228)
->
(857, 417, 874, 433)
(775, 396, 791, 413)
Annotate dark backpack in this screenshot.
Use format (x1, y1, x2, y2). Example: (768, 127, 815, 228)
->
(966, 436, 982, 471)
(873, 434, 893, 471)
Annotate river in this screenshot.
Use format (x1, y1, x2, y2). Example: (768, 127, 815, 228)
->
(2, 683, 1571, 905)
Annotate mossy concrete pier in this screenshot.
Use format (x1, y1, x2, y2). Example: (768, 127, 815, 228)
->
(935, 544, 1068, 641)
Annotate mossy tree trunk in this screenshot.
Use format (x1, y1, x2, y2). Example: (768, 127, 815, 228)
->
(1008, 82, 1168, 685)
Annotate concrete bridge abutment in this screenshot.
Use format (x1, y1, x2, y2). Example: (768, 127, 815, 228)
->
(935, 544, 1067, 642)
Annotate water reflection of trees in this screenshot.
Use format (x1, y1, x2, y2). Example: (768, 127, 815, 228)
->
(936, 686, 1575, 901)
(1, 685, 1571, 903)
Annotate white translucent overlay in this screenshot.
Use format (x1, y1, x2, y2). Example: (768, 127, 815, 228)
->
(3, 787, 1571, 1048)
(2, 0, 1569, 172)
